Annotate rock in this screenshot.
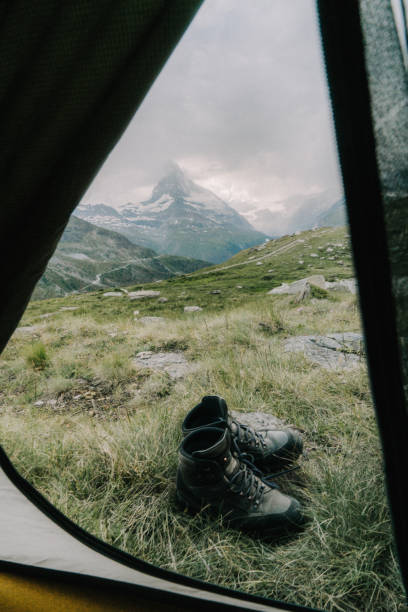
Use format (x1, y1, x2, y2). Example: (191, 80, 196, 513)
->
(310, 253, 318, 258)
(60, 307, 79, 311)
(73, 395, 82, 400)
(103, 292, 123, 297)
(268, 275, 326, 295)
(326, 278, 357, 294)
(326, 247, 334, 252)
(15, 326, 38, 334)
(39, 312, 56, 318)
(231, 410, 287, 431)
(256, 261, 262, 266)
(293, 282, 311, 303)
(268, 269, 274, 273)
(158, 297, 168, 303)
(184, 306, 202, 312)
(298, 260, 304, 264)
(134, 351, 196, 379)
(284, 332, 364, 369)
(133, 310, 140, 316)
(34, 400, 44, 407)
(48, 399, 57, 406)
(128, 290, 161, 300)
(139, 316, 165, 324)
(236, 285, 243, 289)
(210, 290, 221, 294)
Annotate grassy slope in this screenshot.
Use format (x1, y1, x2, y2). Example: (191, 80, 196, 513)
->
(0, 226, 404, 611)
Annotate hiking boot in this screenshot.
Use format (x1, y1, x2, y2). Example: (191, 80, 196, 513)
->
(182, 396, 303, 470)
(177, 427, 304, 534)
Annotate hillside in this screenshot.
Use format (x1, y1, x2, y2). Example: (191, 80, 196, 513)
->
(1, 225, 403, 611)
(316, 198, 347, 228)
(33, 216, 210, 299)
(76, 163, 267, 263)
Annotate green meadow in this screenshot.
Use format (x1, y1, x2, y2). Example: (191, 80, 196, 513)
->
(0, 227, 404, 611)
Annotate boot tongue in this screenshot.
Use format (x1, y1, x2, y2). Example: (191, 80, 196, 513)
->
(193, 429, 239, 475)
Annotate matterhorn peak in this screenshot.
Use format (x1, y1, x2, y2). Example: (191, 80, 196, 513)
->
(148, 161, 193, 202)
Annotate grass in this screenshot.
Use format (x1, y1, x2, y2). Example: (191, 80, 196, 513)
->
(0, 226, 405, 611)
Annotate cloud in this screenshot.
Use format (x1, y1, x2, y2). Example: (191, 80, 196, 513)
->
(80, 0, 343, 220)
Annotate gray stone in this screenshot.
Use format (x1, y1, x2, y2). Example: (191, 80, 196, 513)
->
(39, 312, 57, 318)
(184, 306, 202, 312)
(326, 278, 357, 295)
(133, 310, 140, 316)
(210, 290, 221, 294)
(134, 351, 196, 379)
(231, 410, 288, 431)
(128, 290, 161, 300)
(284, 332, 364, 369)
(268, 275, 326, 295)
(158, 297, 168, 303)
(34, 400, 45, 407)
(15, 326, 38, 334)
(60, 306, 79, 311)
(139, 316, 165, 324)
(103, 292, 123, 297)
(236, 285, 243, 289)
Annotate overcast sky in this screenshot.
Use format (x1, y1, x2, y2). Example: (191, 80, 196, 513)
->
(80, 0, 343, 217)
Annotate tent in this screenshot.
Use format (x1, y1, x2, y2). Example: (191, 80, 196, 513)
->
(0, 1, 407, 610)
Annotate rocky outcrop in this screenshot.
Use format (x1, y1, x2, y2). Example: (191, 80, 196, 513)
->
(284, 332, 364, 369)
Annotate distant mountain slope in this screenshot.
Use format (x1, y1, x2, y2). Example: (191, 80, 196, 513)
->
(33, 216, 210, 299)
(76, 163, 267, 263)
(315, 199, 347, 228)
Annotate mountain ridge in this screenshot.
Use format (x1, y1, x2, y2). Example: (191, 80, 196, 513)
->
(33, 216, 210, 299)
(76, 163, 267, 263)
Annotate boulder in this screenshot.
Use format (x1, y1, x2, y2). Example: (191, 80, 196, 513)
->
(231, 410, 288, 431)
(158, 297, 168, 303)
(60, 306, 79, 311)
(103, 292, 123, 297)
(15, 326, 38, 334)
(128, 290, 161, 300)
(284, 332, 364, 369)
(325, 278, 357, 294)
(133, 351, 196, 379)
(139, 316, 165, 324)
(184, 306, 202, 312)
(268, 275, 326, 295)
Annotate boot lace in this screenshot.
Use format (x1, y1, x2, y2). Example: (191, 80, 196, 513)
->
(212, 416, 266, 449)
(227, 439, 277, 507)
(227, 438, 300, 507)
(232, 419, 266, 449)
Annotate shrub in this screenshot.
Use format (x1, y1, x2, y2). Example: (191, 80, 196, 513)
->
(25, 342, 49, 370)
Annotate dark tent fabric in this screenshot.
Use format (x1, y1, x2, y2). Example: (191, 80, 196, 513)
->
(0, 0, 408, 609)
(318, 0, 408, 597)
(0, 0, 202, 353)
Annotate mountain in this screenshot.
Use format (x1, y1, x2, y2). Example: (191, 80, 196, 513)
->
(315, 199, 347, 228)
(76, 163, 267, 263)
(32, 216, 210, 299)
(238, 193, 347, 237)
